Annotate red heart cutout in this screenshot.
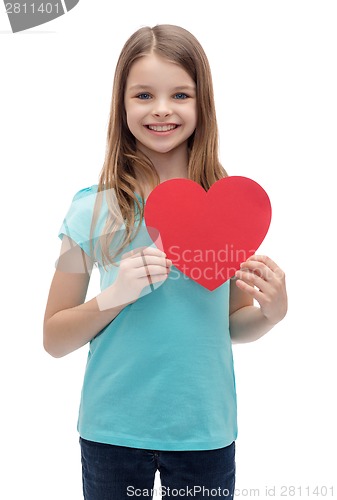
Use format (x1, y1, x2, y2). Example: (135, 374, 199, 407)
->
(144, 176, 272, 291)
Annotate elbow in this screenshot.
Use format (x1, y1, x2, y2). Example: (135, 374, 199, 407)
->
(43, 323, 67, 359)
(44, 346, 65, 359)
(43, 338, 65, 358)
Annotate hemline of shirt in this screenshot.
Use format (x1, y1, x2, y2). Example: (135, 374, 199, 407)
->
(78, 430, 238, 451)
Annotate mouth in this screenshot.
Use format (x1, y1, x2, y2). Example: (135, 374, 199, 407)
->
(145, 124, 180, 133)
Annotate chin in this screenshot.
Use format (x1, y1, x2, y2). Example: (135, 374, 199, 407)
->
(148, 143, 183, 155)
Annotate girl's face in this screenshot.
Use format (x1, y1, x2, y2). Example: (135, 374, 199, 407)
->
(124, 53, 197, 159)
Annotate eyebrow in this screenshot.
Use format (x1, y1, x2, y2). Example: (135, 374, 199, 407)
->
(128, 84, 196, 92)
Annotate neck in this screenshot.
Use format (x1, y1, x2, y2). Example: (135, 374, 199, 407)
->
(135, 143, 189, 199)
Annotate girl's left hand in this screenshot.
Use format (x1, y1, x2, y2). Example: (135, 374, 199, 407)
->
(235, 255, 288, 325)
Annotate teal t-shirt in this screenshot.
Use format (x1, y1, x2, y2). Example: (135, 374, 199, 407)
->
(58, 185, 238, 451)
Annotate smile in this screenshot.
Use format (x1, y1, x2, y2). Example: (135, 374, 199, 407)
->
(146, 124, 179, 132)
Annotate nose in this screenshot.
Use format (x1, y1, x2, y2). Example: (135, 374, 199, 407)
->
(152, 98, 172, 118)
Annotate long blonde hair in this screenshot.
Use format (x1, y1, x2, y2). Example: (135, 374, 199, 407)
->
(90, 24, 228, 267)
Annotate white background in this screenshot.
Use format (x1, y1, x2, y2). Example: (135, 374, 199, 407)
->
(1, 1, 336, 498)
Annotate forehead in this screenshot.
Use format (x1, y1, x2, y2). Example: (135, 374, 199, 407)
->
(126, 53, 195, 88)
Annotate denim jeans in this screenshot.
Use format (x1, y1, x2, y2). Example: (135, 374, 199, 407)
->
(79, 436, 236, 499)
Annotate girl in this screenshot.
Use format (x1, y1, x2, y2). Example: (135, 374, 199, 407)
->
(43, 24, 287, 500)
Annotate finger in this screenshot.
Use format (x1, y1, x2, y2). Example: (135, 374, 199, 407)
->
(140, 250, 153, 285)
(244, 256, 285, 281)
(235, 278, 264, 302)
(138, 271, 170, 288)
(245, 255, 279, 272)
(235, 269, 271, 293)
(141, 246, 167, 257)
(121, 246, 166, 260)
(120, 247, 147, 260)
(130, 254, 172, 274)
(140, 264, 172, 277)
(137, 264, 171, 289)
(239, 260, 270, 281)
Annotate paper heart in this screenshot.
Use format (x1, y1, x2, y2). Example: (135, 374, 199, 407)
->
(144, 176, 272, 291)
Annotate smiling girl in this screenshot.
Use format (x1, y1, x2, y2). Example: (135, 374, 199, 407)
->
(43, 24, 287, 499)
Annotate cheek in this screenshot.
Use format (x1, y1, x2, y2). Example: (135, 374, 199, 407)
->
(193, 104, 198, 123)
(126, 104, 144, 124)
(185, 103, 197, 124)
(124, 107, 137, 129)
(189, 108, 198, 130)
(124, 111, 131, 131)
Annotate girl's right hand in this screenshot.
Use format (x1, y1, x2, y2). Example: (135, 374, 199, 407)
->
(97, 246, 172, 311)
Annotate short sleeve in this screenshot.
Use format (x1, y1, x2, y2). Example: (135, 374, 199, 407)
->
(58, 185, 99, 258)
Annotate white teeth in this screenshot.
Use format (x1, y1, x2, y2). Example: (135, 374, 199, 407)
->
(148, 125, 177, 132)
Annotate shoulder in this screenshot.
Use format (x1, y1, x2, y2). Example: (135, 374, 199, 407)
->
(72, 184, 98, 202)
(61, 185, 100, 229)
(58, 184, 101, 249)
(68, 185, 100, 215)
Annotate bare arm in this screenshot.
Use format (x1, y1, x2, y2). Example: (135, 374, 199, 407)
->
(43, 236, 171, 358)
(43, 236, 127, 358)
(229, 255, 288, 344)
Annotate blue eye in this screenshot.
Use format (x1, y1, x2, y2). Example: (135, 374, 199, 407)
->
(137, 93, 151, 100)
(174, 93, 188, 99)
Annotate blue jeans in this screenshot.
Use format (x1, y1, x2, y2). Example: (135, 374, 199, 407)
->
(79, 437, 236, 499)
